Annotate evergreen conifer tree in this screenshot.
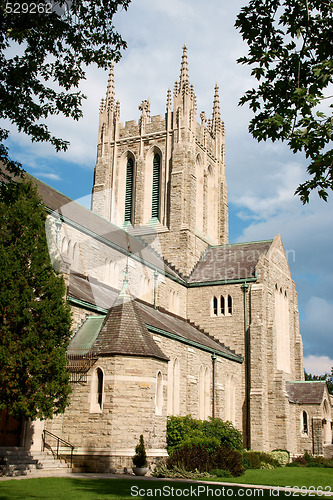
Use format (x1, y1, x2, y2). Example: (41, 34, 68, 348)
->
(0, 179, 72, 419)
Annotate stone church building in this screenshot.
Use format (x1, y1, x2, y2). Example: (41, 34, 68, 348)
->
(2, 46, 332, 469)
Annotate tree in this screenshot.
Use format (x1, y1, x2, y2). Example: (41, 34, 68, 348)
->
(0, 178, 72, 419)
(304, 370, 333, 395)
(0, 0, 131, 180)
(235, 0, 333, 203)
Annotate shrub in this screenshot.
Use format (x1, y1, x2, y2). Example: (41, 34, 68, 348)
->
(167, 415, 243, 452)
(287, 453, 333, 468)
(132, 435, 148, 468)
(270, 450, 290, 466)
(167, 438, 244, 477)
(242, 450, 279, 470)
(153, 460, 211, 479)
(210, 468, 232, 478)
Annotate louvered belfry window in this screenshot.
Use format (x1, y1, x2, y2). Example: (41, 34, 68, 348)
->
(125, 157, 134, 223)
(152, 153, 161, 219)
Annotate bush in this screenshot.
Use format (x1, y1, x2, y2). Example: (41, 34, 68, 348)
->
(270, 450, 290, 466)
(242, 450, 279, 470)
(287, 453, 333, 468)
(132, 435, 148, 468)
(167, 416, 243, 452)
(167, 437, 244, 477)
(210, 468, 232, 478)
(153, 460, 211, 479)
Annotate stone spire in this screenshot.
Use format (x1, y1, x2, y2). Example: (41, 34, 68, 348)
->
(179, 44, 189, 92)
(106, 62, 115, 112)
(212, 83, 221, 133)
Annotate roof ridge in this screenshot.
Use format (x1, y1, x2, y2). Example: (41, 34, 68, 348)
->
(208, 239, 274, 249)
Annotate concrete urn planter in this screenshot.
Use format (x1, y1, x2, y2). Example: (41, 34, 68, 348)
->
(132, 466, 149, 476)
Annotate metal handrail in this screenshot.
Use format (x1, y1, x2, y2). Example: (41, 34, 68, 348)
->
(42, 430, 74, 468)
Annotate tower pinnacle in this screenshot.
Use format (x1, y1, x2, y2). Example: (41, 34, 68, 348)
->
(106, 63, 115, 111)
(179, 44, 189, 91)
(212, 83, 221, 132)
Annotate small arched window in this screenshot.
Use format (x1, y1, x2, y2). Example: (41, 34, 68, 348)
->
(220, 296, 225, 315)
(156, 371, 163, 415)
(152, 154, 161, 219)
(125, 157, 134, 223)
(97, 368, 103, 409)
(213, 296, 218, 316)
(228, 295, 233, 315)
(302, 411, 308, 434)
(90, 367, 104, 413)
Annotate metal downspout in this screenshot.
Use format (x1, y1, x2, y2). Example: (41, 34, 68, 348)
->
(241, 282, 250, 449)
(211, 352, 216, 418)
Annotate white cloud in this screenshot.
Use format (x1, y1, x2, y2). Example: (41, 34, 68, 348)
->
(33, 172, 62, 181)
(303, 355, 333, 376)
(301, 297, 333, 355)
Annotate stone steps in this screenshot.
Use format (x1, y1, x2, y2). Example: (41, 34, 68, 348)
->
(0, 447, 72, 477)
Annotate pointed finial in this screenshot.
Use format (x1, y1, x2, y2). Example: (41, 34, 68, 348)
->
(99, 97, 105, 113)
(106, 62, 115, 111)
(179, 43, 189, 90)
(167, 89, 172, 111)
(115, 99, 120, 121)
(212, 83, 221, 131)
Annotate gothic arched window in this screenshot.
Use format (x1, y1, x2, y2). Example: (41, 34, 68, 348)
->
(302, 411, 308, 434)
(156, 371, 163, 415)
(125, 157, 134, 223)
(228, 295, 233, 315)
(220, 296, 225, 315)
(97, 368, 103, 409)
(151, 154, 161, 219)
(213, 296, 218, 316)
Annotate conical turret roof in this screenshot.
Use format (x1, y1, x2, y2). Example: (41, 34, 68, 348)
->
(92, 284, 168, 361)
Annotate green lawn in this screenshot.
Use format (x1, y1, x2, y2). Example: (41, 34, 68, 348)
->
(215, 467, 333, 491)
(0, 472, 332, 500)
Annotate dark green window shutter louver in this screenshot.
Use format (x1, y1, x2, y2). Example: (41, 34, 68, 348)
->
(152, 154, 160, 219)
(125, 158, 134, 223)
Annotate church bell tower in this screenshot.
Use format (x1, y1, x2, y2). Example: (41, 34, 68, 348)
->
(92, 45, 228, 276)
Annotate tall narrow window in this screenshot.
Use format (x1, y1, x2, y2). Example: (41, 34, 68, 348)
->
(97, 368, 103, 409)
(228, 295, 232, 315)
(302, 411, 308, 434)
(213, 296, 218, 316)
(220, 296, 225, 315)
(125, 158, 134, 223)
(90, 367, 104, 413)
(156, 371, 163, 415)
(152, 154, 161, 219)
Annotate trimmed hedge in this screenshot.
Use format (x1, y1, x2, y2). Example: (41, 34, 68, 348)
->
(167, 415, 244, 452)
(242, 450, 279, 470)
(167, 437, 244, 477)
(287, 452, 333, 468)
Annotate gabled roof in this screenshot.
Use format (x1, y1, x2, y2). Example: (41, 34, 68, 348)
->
(25, 173, 182, 281)
(68, 272, 243, 362)
(188, 240, 273, 284)
(286, 381, 328, 404)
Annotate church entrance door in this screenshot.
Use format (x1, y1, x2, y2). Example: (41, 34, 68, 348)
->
(0, 410, 22, 446)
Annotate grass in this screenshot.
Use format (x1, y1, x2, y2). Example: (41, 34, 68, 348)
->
(214, 467, 333, 491)
(0, 471, 332, 500)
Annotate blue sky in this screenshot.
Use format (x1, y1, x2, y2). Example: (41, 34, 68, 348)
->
(4, 0, 333, 375)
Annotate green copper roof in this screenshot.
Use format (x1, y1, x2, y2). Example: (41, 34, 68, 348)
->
(68, 315, 105, 354)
